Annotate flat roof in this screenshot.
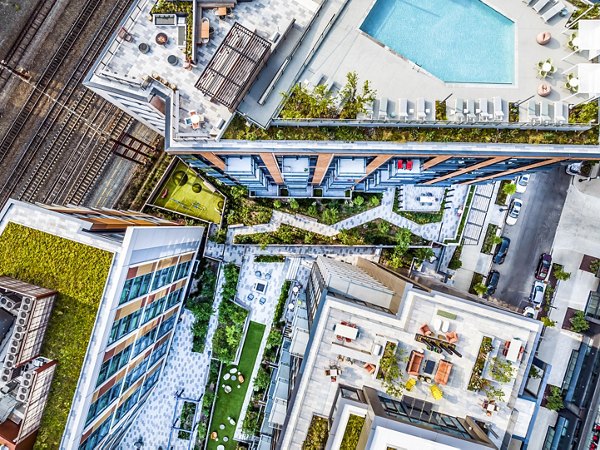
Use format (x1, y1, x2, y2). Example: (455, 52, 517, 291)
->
(282, 283, 542, 449)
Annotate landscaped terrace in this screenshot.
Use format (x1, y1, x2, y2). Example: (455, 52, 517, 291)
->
(0, 223, 114, 449)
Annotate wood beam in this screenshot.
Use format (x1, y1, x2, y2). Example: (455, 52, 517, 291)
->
(199, 152, 226, 171)
(423, 157, 510, 185)
(356, 155, 394, 182)
(422, 155, 453, 170)
(259, 153, 284, 184)
(312, 154, 334, 185)
(458, 158, 568, 185)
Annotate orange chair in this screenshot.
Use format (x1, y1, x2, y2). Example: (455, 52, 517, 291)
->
(445, 331, 459, 344)
(419, 323, 432, 336)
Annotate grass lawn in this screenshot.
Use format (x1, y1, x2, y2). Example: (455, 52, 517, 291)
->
(207, 321, 266, 450)
(151, 159, 225, 223)
(0, 223, 114, 449)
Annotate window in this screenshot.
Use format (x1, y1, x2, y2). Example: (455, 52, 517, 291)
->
(133, 328, 158, 357)
(166, 288, 184, 310)
(86, 381, 122, 426)
(149, 340, 169, 368)
(158, 315, 176, 339)
(123, 356, 149, 391)
(151, 266, 176, 291)
(141, 369, 160, 396)
(96, 345, 132, 387)
(114, 388, 141, 423)
(174, 261, 192, 281)
(562, 350, 580, 391)
(109, 310, 142, 344)
(79, 414, 112, 450)
(120, 273, 152, 305)
(585, 291, 600, 320)
(142, 297, 166, 324)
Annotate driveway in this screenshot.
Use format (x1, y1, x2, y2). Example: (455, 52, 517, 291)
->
(491, 166, 571, 309)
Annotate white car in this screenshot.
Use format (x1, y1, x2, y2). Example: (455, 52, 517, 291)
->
(516, 174, 530, 193)
(505, 199, 523, 226)
(566, 162, 583, 176)
(530, 281, 546, 306)
(523, 306, 537, 319)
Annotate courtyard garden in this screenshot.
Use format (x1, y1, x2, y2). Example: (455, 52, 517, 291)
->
(207, 321, 266, 450)
(0, 223, 114, 449)
(149, 159, 225, 224)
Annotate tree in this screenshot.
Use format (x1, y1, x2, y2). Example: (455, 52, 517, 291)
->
(241, 409, 260, 436)
(288, 198, 300, 210)
(369, 196, 381, 207)
(529, 366, 541, 379)
(377, 221, 390, 234)
(414, 247, 435, 263)
(541, 316, 556, 328)
(273, 200, 282, 209)
(280, 83, 337, 119)
(266, 328, 283, 350)
(553, 265, 571, 281)
(545, 386, 564, 411)
(339, 72, 376, 119)
(253, 367, 271, 392)
(492, 235, 503, 245)
(502, 182, 517, 196)
(485, 387, 506, 403)
(353, 195, 365, 207)
(473, 283, 488, 296)
(590, 259, 600, 275)
(491, 357, 515, 383)
(307, 203, 318, 217)
(570, 310, 590, 333)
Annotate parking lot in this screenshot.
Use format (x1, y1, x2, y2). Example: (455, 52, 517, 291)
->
(491, 166, 571, 309)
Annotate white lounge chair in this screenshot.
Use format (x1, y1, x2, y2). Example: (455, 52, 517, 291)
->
(323, 77, 335, 92)
(416, 97, 427, 120)
(554, 101, 568, 124)
(453, 98, 465, 122)
(379, 98, 388, 120)
(478, 98, 490, 120)
(306, 72, 323, 89)
(466, 99, 477, 122)
(523, 0, 537, 4)
(492, 97, 504, 120)
(358, 100, 374, 120)
(533, 0, 552, 13)
(542, 1, 565, 22)
(527, 100, 539, 123)
(398, 98, 409, 121)
(539, 101, 551, 124)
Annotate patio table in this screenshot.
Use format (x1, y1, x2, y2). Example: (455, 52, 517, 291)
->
(422, 359, 436, 375)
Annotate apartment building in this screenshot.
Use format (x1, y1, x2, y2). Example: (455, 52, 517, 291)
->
(0, 201, 204, 449)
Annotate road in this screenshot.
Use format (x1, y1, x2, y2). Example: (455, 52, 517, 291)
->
(492, 166, 571, 309)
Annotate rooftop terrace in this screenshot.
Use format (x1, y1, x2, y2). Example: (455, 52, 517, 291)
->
(283, 275, 542, 449)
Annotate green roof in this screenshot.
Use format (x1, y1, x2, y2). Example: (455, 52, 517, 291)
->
(0, 223, 114, 450)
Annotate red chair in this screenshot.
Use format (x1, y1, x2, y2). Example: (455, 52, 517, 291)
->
(406, 160, 413, 170)
(397, 160, 403, 169)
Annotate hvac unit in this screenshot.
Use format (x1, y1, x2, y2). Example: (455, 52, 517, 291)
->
(23, 371, 33, 381)
(4, 301, 14, 310)
(20, 302, 31, 312)
(15, 325, 24, 333)
(16, 392, 27, 402)
(21, 378, 31, 388)
(13, 332, 22, 341)
(22, 297, 32, 306)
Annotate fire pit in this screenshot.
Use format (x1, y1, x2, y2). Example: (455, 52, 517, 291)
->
(138, 42, 150, 54)
(155, 32, 168, 45)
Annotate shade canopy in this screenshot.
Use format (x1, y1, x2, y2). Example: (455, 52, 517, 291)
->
(577, 63, 600, 97)
(578, 20, 600, 59)
(335, 323, 358, 340)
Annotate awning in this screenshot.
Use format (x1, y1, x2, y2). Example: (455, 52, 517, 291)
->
(578, 63, 600, 97)
(290, 328, 309, 357)
(579, 20, 600, 60)
(335, 323, 358, 340)
(506, 339, 523, 362)
(512, 398, 536, 438)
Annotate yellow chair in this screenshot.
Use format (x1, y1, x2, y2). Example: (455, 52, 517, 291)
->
(430, 384, 443, 400)
(405, 378, 417, 391)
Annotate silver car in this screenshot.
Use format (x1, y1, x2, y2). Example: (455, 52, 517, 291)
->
(506, 199, 523, 226)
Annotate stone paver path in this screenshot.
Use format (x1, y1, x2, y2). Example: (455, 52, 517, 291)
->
(226, 187, 469, 245)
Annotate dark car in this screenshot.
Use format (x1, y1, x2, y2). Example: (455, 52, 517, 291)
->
(536, 253, 552, 280)
(493, 237, 511, 264)
(486, 270, 500, 296)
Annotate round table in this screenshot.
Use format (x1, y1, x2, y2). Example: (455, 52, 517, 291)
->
(223, 373, 230, 381)
(542, 62, 552, 72)
(570, 77, 580, 88)
(138, 43, 150, 53)
(536, 31, 551, 45)
(538, 83, 552, 97)
(219, 424, 225, 430)
(191, 114, 201, 125)
(167, 54, 178, 66)
(155, 33, 168, 45)
(572, 37, 581, 48)
(217, 446, 225, 450)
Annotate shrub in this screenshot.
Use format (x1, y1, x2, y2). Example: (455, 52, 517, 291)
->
(541, 316, 556, 328)
(545, 386, 564, 411)
(241, 409, 260, 436)
(491, 357, 515, 383)
(473, 283, 488, 296)
(468, 337, 493, 391)
(340, 415, 366, 450)
(273, 200, 282, 209)
(448, 245, 463, 270)
(379, 342, 405, 398)
(485, 387, 506, 403)
(353, 195, 365, 207)
(289, 198, 300, 210)
(302, 416, 329, 450)
(253, 367, 271, 392)
(502, 182, 517, 196)
(273, 281, 292, 324)
(553, 264, 571, 281)
(173, 170, 188, 186)
(590, 259, 600, 275)
(570, 310, 590, 333)
(481, 224, 499, 255)
(369, 196, 380, 207)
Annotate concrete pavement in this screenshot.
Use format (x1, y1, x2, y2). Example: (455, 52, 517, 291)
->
(492, 167, 571, 309)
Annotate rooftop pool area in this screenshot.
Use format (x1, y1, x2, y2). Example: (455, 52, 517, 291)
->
(360, 0, 515, 84)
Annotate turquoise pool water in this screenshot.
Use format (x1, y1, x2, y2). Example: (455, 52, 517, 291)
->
(360, 0, 515, 84)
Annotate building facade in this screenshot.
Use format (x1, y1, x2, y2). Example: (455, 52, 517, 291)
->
(0, 201, 204, 450)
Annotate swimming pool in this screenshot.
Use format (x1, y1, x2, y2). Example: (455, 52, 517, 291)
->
(360, 0, 515, 84)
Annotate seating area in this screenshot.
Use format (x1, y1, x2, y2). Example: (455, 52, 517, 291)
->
(449, 97, 505, 123)
(356, 98, 434, 122)
(525, 0, 568, 23)
(524, 99, 569, 125)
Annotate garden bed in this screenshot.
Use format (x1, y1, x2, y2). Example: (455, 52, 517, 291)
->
(481, 224, 499, 255)
(399, 209, 444, 225)
(302, 415, 330, 450)
(196, 359, 221, 448)
(253, 255, 286, 263)
(467, 336, 493, 391)
(186, 260, 218, 353)
(207, 322, 266, 450)
(469, 273, 485, 295)
(340, 415, 366, 450)
(495, 180, 511, 206)
(149, 159, 226, 223)
(0, 223, 114, 449)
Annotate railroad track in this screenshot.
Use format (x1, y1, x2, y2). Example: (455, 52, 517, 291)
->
(0, 0, 134, 206)
(0, 0, 57, 90)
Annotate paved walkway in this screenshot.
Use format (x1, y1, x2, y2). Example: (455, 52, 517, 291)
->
(226, 187, 469, 245)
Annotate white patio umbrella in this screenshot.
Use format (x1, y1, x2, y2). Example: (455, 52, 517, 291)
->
(578, 20, 600, 60)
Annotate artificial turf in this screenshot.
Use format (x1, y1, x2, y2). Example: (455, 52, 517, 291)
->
(206, 321, 266, 449)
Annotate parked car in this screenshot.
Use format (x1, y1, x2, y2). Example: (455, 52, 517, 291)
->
(505, 199, 523, 226)
(566, 162, 583, 176)
(536, 253, 552, 280)
(530, 281, 546, 306)
(492, 237, 510, 264)
(523, 306, 537, 319)
(486, 270, 500, 296)
(516, 174, 531, 193)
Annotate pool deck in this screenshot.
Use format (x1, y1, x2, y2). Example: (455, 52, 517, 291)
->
(297, 0, 589, 122)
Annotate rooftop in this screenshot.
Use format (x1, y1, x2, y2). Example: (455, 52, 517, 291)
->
(282, 258, 542, 449)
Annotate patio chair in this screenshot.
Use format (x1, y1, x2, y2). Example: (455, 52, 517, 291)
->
(416, 97, 427, 120)
(305, 71, 323, 89)
(527, 100, 539, 123)
(492, 97, 504, 120)
(379, 98, 388, 120)
(554, 101, 568, 124)
(533, 0, 552, 13)
(539, 101, 551, 124)
(398, 98, 409, 121)
(445, 331, 459, 344)
(542, 1, 565, 22)
(406, 350, 424, 376)
(419, 323, 432, 336)
(478, 98, 490, 120)
(405, 378, 417, 391)
(466, 99, 476, 122)
(430, 384, 443, 400)
(453, 98, 465, 122)
(434, 360, 453, 385)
